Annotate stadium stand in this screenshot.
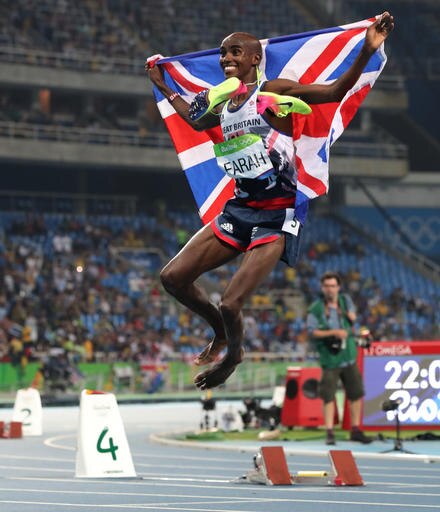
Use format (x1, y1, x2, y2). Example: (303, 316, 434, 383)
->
(0, 0, 414, 168)
(0, 0, 313, 67)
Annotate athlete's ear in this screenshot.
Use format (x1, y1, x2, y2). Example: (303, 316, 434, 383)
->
(252, 53, 262, 66)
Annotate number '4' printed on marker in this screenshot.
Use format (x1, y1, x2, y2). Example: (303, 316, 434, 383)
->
(97, 427, 119, 461)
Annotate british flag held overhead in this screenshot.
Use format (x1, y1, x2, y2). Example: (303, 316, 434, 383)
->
(152, 17, 387, 225)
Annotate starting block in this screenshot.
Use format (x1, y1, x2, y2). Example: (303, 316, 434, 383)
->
(236, 446, 293, 485)
(329, 450, 364, 486)
(0, 421, 23, 439)
(235, 446, 364, 486)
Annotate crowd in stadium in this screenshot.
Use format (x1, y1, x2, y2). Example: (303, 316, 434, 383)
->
(0, 0, 312, 65)
(1, 210, 438, 375)
(2, 0, 435, 77)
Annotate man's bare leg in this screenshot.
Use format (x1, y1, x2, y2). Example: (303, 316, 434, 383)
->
(160, 224, 238, 364)
(194, 236, 286, 389)
(349, 398, 362, 427)
(324, 400, 335, 430)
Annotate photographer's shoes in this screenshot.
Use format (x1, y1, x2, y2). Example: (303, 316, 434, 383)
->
(350, 429, 373, 444)
(326, 428, 372, 445)
(326, 431, 336, 445)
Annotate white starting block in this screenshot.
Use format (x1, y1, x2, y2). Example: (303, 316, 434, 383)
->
(12, 388, 43, 436)
(235, 446, 364, 486)
(75, 389, 136, 478)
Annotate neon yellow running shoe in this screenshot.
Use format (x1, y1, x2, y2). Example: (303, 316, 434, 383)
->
(189, 77, 247, 120)
(257, 91, 312, 117)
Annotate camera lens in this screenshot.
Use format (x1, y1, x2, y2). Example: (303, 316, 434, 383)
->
(381, 398, 402, 412)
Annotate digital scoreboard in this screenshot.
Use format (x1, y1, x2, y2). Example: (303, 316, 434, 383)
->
(361, 341, 440, 429)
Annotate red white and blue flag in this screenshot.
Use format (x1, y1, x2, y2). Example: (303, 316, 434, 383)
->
(153, 18, 387, 224)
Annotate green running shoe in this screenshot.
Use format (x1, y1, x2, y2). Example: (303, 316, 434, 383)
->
(257, 91, 312, 117)
(189, 77, 247, 121)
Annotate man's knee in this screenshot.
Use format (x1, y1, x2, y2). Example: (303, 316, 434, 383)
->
(160, 263, 185, 294)
(219, 297, 242, 321)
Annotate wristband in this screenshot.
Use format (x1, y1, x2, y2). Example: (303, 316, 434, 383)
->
(168, 92, 180, 102)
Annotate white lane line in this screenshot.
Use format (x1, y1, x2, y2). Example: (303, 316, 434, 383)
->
(7, 474, 440, 491)
(0, 465, 233, 479)
(44, 435, 76, 451)
(0, 465, 71, 473)
(133, 453, 439, 472)
(0, 487, 267, 501)
(127, 502, 440, 510)
(4, 464, 438, 483)
(2, 497, 439, 510)
(0, 502, 215, 511)
(355, 471, 440, 481)
(6, 448, 440, 475)
(1, 484, 440, 500)
(4, 454, 73, 463)
(134, 499, 440, 510)
(0, 504, 248, 512)
(5, 478, 440, 508)
(134, 466, 440, 481)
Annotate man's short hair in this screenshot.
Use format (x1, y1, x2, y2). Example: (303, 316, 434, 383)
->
(320, 271, 341, 285)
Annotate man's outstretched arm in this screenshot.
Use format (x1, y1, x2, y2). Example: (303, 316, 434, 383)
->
(145, 61, 221, 131)
(266, 12, 394, 104)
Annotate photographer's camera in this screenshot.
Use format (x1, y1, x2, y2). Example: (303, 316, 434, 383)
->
(323, 335, 343, 354)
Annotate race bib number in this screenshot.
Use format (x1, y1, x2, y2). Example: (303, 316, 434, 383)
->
(214, 134, 274, 179)
(282, 208, 300, 236)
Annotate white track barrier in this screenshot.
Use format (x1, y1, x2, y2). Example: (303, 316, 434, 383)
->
(75, 389, 136, 478)
(12, 388, 43, 436)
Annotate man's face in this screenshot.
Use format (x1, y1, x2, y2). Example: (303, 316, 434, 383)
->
(219, 35, 259, 79)
(321, 278, 340, 302)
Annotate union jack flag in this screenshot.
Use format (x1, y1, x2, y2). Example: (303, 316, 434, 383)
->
(153, 18, 387, 224)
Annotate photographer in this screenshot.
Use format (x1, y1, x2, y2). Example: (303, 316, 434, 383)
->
(307, 271, 372, 445)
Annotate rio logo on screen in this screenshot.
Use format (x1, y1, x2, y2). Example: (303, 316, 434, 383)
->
(383, 359, 440, 423)
(363, 355, 440, 427)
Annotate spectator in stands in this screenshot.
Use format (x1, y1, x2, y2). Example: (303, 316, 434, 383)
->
(307, 271, 372, 445)
(145, 13, 394, 390)
(8, 333, 26, 386)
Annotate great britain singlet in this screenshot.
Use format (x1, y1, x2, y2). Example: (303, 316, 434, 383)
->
(218, 86, 297, 208)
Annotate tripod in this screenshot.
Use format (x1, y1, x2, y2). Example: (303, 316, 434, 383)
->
(381, 409, 413, 454)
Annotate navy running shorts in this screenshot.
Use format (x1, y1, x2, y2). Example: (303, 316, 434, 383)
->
(210, 198, 302, 267)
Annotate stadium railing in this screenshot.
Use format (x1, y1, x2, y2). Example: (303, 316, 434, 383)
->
(0, 190, 138, 215)
(0, 121, 171, 148)
(0, 45, 141, 75)
(0, 45, 412, 86)
(0, 121, 407, 159)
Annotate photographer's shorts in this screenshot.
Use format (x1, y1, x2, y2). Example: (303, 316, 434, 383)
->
(319, 363, 365, 404)
(211, 198, 302, 267)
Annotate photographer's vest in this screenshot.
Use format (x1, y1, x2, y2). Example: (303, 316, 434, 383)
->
(308, 294, 358, 369)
